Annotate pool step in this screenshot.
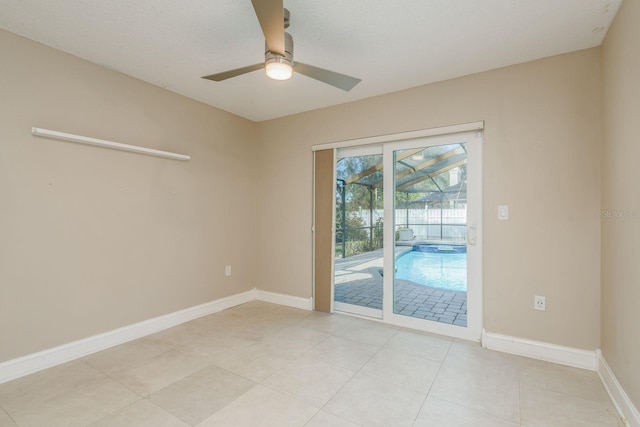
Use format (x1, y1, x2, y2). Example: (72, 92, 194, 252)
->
(412, 244, 467, 254)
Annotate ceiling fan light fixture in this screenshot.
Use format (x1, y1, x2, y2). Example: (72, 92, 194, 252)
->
(202, 6, 360, 91)
(265, 56, 293, 80)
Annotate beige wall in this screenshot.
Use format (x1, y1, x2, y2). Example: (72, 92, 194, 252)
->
(0, 30, 258, 363)
(257, 48, 602, 350)
(601, 0, 640, 408)
(0, 21, 612, 366)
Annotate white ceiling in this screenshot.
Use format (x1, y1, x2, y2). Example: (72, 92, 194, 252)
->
(0, 0, 621, 122)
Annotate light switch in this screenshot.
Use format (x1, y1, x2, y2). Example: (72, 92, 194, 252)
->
(498, 205, 509, 220)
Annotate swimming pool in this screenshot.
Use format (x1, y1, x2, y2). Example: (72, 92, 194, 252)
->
(394, 244, 467, 292)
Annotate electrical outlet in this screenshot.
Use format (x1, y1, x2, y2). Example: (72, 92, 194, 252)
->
(534, 295, 546, 311)
(225, 265, 231, 276)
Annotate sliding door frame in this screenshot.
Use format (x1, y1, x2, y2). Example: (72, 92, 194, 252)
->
(312, 121, 484, 341)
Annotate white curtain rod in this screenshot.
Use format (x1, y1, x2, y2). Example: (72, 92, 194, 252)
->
(31, 127, 190, 161)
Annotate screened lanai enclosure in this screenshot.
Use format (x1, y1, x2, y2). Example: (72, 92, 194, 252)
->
(334, 142, 469, 326)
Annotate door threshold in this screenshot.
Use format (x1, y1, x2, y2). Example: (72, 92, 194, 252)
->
(333, 302, 383, 319)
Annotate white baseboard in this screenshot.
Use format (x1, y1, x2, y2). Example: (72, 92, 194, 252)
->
(481, 330, 597, 370)
(0, 288, 312, 385)
(597, 350, 640, 427)
(481, 331, 638, 425)
(254, 289, 313, 310)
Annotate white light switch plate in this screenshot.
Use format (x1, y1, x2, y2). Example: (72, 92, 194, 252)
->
(498, 205, 509, 220)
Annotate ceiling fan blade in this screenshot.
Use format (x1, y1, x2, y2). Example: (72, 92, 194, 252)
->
(251, 0, 285, 55)
(294, 62, 361, 91)
(202, 63, 264, 81)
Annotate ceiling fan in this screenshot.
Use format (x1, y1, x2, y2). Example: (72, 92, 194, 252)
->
(202, 0, 361, 91)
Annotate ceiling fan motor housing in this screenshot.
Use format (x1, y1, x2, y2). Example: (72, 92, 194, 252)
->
(265, 31, 293, 68)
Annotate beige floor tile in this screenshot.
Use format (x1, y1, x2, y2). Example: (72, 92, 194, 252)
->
(191, 308, 254, 329)
(296, 312, 357, 334)
(255, 328, 330, 359)
(323, 372, 426, 427)
(414, 396, 519, 427)
(209, 341, 296, 382)
(382, 330, 452, 362)
(304, 336, 379, 371)
(444, 341, 520, 380)
(518, 357, 611, 402)
(88, 399, 189, 427)
(359, 348, 441, 393)
(238, 303, 310, 324)
(266, 321, 331, 340)
(228, 300, 277, 315)
(145, 320, 218, 348)
(229, 318, 293, 341)
(442, 341, 519, 390)
(185, 332, 258, 367)
(83, 338, 171, 375)
(0, 302, 624, 427)
(197, 385, 317, 427)
(108, 350, 207, 396)
(3, 374, 139, 427)
(0, 407, 17, 427)
(260, 325, 329, 357)
(270, 307, 311, 323)
(520, 384, 622, 427)
(262, 355, 355, 408)
(174, 330, 255, 363)
(182, 315, 251, 344)
(230, 300, 308, 320)
(148, 365, 255, 425)
(0, 360, 102, 406)
(222, 302, 270, 317)
(429, 345, 520, 422)
(332, 318, 398, 347)
(225, 302, 307, 330)
(304, 410, 360, 427)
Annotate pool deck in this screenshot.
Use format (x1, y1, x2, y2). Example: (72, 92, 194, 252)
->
(334, 247, 467, 327)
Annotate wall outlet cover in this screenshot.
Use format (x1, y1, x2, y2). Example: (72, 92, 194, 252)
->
(534, 295, 546, 311)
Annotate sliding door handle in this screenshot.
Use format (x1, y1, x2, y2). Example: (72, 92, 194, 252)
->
(467, 224, 477, 246)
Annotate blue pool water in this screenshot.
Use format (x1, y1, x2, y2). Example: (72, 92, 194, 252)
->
(395, 245, 467, 292)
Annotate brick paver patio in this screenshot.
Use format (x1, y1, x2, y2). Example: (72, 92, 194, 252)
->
(334, 248, 467, 327)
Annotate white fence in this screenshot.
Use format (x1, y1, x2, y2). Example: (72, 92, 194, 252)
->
(352, 208, 467, 241)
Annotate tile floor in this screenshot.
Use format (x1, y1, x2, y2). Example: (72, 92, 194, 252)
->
(0, 301, 623, 427)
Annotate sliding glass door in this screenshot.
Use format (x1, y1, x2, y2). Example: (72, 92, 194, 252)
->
(333, 146, 384, 318)
(327, 129, 482, 340)
(383, 131, 482, 340)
